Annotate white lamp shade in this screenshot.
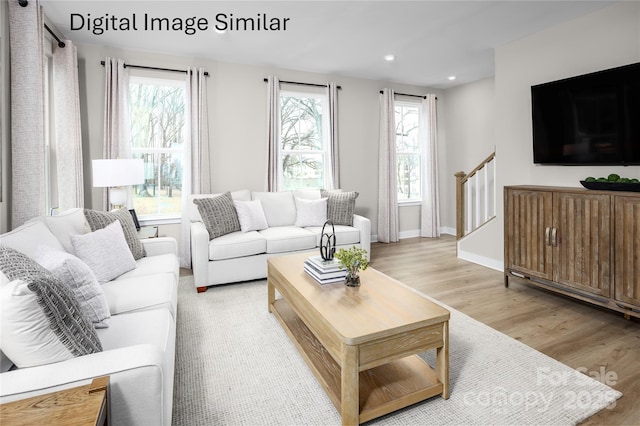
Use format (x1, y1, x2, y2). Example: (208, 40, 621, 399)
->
(92, 159, 144, 187)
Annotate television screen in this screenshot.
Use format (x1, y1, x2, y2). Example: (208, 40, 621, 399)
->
(531, 62, 640, 165)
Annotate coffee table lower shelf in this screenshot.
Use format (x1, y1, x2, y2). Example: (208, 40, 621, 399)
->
(271, 298, 444, 424)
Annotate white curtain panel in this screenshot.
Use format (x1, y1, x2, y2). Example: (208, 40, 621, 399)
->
(53, 40, 84, 210)
(327, 82, 339, 189)
(181, 67, 211, 268)
(8, 0, 46, 228)
(102, 57, 132, 210)
(266, 76, 280, 191)
(377, 88, 399, 243)
(420, 94, 441, 237)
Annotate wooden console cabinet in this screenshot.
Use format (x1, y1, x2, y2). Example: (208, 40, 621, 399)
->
(504, 185, 639, 319)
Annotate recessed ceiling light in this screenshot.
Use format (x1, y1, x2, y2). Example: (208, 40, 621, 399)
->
(448, 75, 457, 81)
(384, 54, 395, 62)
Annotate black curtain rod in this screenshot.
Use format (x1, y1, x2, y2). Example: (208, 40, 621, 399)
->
(100, 61, 209, 76)
(263, 78, 341, 90)
(44, 23, 65, 48)
(19, 1, 66, 48)
(380, 90, 430, 99)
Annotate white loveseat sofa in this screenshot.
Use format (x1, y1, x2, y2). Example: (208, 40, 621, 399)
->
(0, 208, 178, 426)
(189, 189, 371, 292)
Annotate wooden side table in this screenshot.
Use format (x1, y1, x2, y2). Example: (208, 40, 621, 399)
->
(0, 376, 109, 426)
(137, 225, 158, 239)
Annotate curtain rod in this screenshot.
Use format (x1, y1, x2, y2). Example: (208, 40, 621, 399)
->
(19, 1, 66, 48)
(100, 61, 209, 76)
(44, 23, 65, 48)
(380, 90, 431, 100)
(263, 78, 342, 90)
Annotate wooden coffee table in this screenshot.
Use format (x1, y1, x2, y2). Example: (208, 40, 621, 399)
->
(267, 253, 450, 425)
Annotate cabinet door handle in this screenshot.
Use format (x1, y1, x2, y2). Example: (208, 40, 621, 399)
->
(551, 227, 558, 247)
(545, 227, 551, 246)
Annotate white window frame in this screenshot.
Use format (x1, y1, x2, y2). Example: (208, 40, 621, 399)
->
(129, 74, 186, 223)
(395, 100, 423, 205)
(278, 88, 332, 191)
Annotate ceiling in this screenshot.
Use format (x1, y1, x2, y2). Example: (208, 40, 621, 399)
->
(40, 0, 615, 89)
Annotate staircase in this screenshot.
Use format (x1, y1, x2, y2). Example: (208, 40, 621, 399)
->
(455, 152, 496, 240)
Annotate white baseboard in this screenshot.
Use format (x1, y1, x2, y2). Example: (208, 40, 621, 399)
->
(372, 227, 456, 243)
(457, 246, 504, 272)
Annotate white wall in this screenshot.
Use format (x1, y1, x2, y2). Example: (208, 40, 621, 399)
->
(457, 1, 640, 269)
(441, 77, 495, 232)
(75, 44, 444, 246)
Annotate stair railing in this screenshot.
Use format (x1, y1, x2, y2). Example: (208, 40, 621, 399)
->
(455, 152, 497, 240)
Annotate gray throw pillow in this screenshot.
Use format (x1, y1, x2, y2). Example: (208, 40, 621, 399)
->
(193, 192, 241, 240)
(0, 246, 102, 359)
(70, 221, 137, 283)
(84, 208, 146, 260)
(33, 246, 111, 328)
(322, 190, 359, 226)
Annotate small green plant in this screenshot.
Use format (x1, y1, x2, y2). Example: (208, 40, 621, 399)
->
(334, 246, 369, 284)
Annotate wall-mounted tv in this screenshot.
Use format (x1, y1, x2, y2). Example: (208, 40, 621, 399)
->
(531, 62, 640, 165)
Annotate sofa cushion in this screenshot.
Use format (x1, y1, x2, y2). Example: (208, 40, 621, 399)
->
(101, 273, 177, 318)
(70, 221, 137, 283)
(294, 197, 328, 227)
(252, 191, 297, 227)
(234, 200, 268, 232)
(208, 231, 266, 261)
(84, 208, 146, 260)
(306, 225, 361, 247)
(259, 226, 316, 254)
(0, 220, 65, 258)
(43, 208, 88, 253)
(194, 192, 241, 239)
(96, 308, 173, 352)
(293, 189, 322, 200)
(33, 246, 111, 328)
(0, 246, 102, 368)
(322, 190, 359, 226)
(117, 253, 179, 282)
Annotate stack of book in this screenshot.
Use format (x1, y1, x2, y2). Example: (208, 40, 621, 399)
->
(304, 255, 347, 285)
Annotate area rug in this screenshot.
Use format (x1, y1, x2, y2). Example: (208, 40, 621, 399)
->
(172, 277, 621, 425)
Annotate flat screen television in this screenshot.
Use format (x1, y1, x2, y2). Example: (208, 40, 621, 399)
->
(531, 62, 640, 165)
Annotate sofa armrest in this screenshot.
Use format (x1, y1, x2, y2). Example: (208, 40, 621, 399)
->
(353, 214, 372, 259)
(190, 221, 210, 289)
(141, 237, 177, 257)
(0, 344, 171, 425)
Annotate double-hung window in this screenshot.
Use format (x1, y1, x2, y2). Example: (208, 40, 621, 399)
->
(395, 101, 422, 203)
(279, 89, 331, 190)
(129, 76, 186, 221)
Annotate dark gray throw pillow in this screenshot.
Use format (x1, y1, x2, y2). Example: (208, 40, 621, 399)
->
(84, 207, 146, 260)
(322, 190, 359, 226)
(194, 192, 241, 240)
(0, 246, 103, 357)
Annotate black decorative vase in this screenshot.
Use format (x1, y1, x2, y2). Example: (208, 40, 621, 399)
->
(320, 220, 336, 261)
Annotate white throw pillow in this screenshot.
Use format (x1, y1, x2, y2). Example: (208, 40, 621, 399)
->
(234, 200, 269, 232)
(0, 247, 102, 369)
(0, 279, 77, 367)
(70, 221, 136, 283)
(294, 197, 328, 227)
(33, 246, 111, 328)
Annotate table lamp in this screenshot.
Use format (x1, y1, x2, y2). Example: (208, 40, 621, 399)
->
(92, 159, 144, 210)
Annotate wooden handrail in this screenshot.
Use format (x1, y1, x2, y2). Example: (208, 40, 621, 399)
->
(457, 151, 496, 185)
(455, 151, 496, 240)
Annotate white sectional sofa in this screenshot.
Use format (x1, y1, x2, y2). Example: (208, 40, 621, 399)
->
(0, 208, 178, 426)
(189, 189, 371, 292)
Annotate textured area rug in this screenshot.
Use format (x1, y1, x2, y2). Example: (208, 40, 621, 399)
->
(172, 278, 621, 425)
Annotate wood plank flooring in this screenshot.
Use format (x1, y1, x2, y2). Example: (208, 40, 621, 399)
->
(370, 235, 639, 426)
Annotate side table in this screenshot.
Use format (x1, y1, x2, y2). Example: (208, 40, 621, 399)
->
(0, 376, 109, 426)
(137, 225, 158, 239)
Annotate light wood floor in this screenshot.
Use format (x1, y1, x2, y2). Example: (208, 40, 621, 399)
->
(370, 235, 639, 426)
